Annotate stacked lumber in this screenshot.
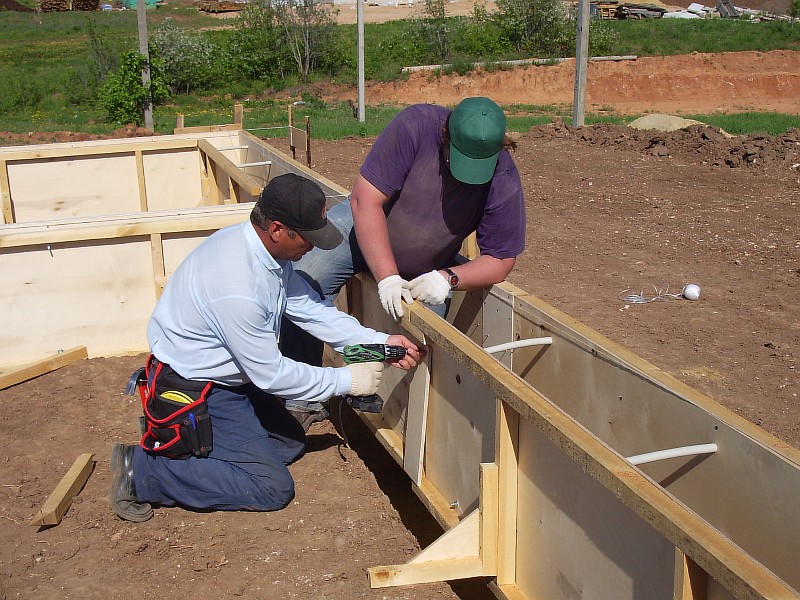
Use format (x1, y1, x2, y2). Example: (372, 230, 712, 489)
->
(72, 0, 98, 9)
(197, 0, 245, 12)
(39, 0, 69, 11)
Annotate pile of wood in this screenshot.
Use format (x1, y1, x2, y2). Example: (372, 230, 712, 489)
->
(197, 0, 247, 12)
(38, 0, 99, 10)
(72, 0, 99, 9)
(38, 0, 69, 11)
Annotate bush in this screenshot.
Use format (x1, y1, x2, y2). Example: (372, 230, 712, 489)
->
(150, 18, 219, 94)
(99, 51, 169, 125)
(495, 0, 573, 57)
(450, 6, 513, 58)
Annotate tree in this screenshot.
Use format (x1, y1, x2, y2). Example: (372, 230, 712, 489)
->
(274, 0, 342, 79)
(228, 0, 288, 82)
(150, 18, 218, 94)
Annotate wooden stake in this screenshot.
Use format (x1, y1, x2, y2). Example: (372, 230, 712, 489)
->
(30, 453, 94, 526)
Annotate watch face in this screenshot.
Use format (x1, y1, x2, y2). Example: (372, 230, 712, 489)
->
(447, 270, 459, 288)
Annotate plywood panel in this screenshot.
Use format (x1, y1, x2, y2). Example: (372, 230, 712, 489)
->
(424, 347, 496, 517)
(516, 417, 676, 600)
(142, 149, 204, 211)
(511, 295, 800, 591)
(0, 238, 156, 364)
(8, 154, 142, 222)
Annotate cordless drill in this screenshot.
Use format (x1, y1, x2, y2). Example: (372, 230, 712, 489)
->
(342, 344, 407, 413)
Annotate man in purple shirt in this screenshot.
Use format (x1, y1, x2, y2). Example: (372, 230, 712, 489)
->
(281, 97, 526, 426)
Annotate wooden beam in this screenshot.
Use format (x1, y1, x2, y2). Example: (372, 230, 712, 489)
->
(135, 149, 149, 212)
(29, 453, 94, 526)
(0, 204, 251, 249)
(0, 346, 88, 390)
(197, 139, 262, 197)
(0, 159, 14, 224)
(0, 138, 197, 162)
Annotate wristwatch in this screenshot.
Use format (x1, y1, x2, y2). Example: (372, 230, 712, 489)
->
(443, 267, 459, 290)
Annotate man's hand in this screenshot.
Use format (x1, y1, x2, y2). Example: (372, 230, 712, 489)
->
(346, 362, 384, 396)
(385, 335, 425, 370)
(407, 270, 451, 306)
(378, 275, 413, 320)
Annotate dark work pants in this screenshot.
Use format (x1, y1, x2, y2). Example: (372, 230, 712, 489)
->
(133, 384, 306, 512)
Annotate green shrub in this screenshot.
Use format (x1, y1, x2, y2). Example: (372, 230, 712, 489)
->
(99, 51, 169, 125)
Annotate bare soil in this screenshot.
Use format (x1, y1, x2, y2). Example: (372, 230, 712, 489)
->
(1, 51, 799, 600)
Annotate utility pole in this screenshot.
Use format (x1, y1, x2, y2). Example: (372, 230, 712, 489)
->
(572, 0, 590, 127)
(357, 0, 365, 123)
(137, 0, 153, 131)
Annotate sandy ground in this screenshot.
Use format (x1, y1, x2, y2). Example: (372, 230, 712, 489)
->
(1, 50, 799, 600)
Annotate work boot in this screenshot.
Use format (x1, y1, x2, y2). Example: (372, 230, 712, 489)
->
(287, 405, 330, 433)
(108, 443, 153, 522)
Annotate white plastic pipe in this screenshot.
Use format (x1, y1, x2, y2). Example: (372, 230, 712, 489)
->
(626, 443, 718, 466)
(237, 161, 272, 168)
(484, 337, 553, 354)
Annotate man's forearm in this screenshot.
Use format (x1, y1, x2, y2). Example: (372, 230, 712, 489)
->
(441, 255, 516, 291)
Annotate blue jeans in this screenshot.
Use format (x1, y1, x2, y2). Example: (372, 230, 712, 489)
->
(280, 200, 366, 412)
(279, 199, 447, 411)
(133, 384, 306, 511)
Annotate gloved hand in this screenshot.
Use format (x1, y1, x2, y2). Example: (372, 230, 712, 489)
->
(407, 270, 451, 306)
(377, 275, 413, 320)
(346, 362, 384, 396)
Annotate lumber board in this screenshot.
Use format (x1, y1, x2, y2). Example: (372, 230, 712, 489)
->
(0, 137, 198, 162)
(0, 204, 252, 248)
(29, 453, 94, 526)
(0, 346, 88, 390)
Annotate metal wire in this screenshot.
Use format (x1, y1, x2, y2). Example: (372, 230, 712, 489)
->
(618, 284, 685, 304)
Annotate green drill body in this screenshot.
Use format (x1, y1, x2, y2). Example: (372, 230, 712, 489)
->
(341, 344, 407, 413)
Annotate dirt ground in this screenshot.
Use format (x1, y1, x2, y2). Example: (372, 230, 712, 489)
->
(1, 52, 799, 599)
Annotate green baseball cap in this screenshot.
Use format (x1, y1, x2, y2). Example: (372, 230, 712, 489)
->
(448, 97, 507, 185)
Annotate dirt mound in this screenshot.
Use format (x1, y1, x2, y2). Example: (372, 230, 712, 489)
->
(322, 50, 800, 116)
(535, 121, 800, 168)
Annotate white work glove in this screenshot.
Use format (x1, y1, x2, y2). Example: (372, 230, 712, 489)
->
(377, 275, 413, 321)
(407, 270, 451, 306)
(346, 362, 384, 396)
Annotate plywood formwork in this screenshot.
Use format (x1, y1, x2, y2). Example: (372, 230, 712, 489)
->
(341, 277, 800, 600)
(1, 132, 798, 600)
(0, 130, 347, 369)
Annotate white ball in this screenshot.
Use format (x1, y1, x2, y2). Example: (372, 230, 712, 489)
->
(683, 284, 701, 301)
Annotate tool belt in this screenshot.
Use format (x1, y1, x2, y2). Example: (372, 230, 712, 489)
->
(132, 355, 214, 460)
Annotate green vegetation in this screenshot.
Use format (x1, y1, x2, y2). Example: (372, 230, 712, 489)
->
(1, 0, 799, 137)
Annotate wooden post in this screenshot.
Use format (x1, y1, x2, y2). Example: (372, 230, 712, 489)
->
(305, 115, 311, 168)
(234, 103, 243, 127)
(136, 0, 153, 131)
(572, 0, 590, 127)
(176, 114, 185, 130)
(288, 105, 296, 161)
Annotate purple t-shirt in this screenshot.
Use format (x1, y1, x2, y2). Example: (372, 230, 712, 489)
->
(360, 104, 526, 278)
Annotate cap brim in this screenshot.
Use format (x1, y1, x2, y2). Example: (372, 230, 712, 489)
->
(298, 221, 343, 250)
(449, 142, 499, 185)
